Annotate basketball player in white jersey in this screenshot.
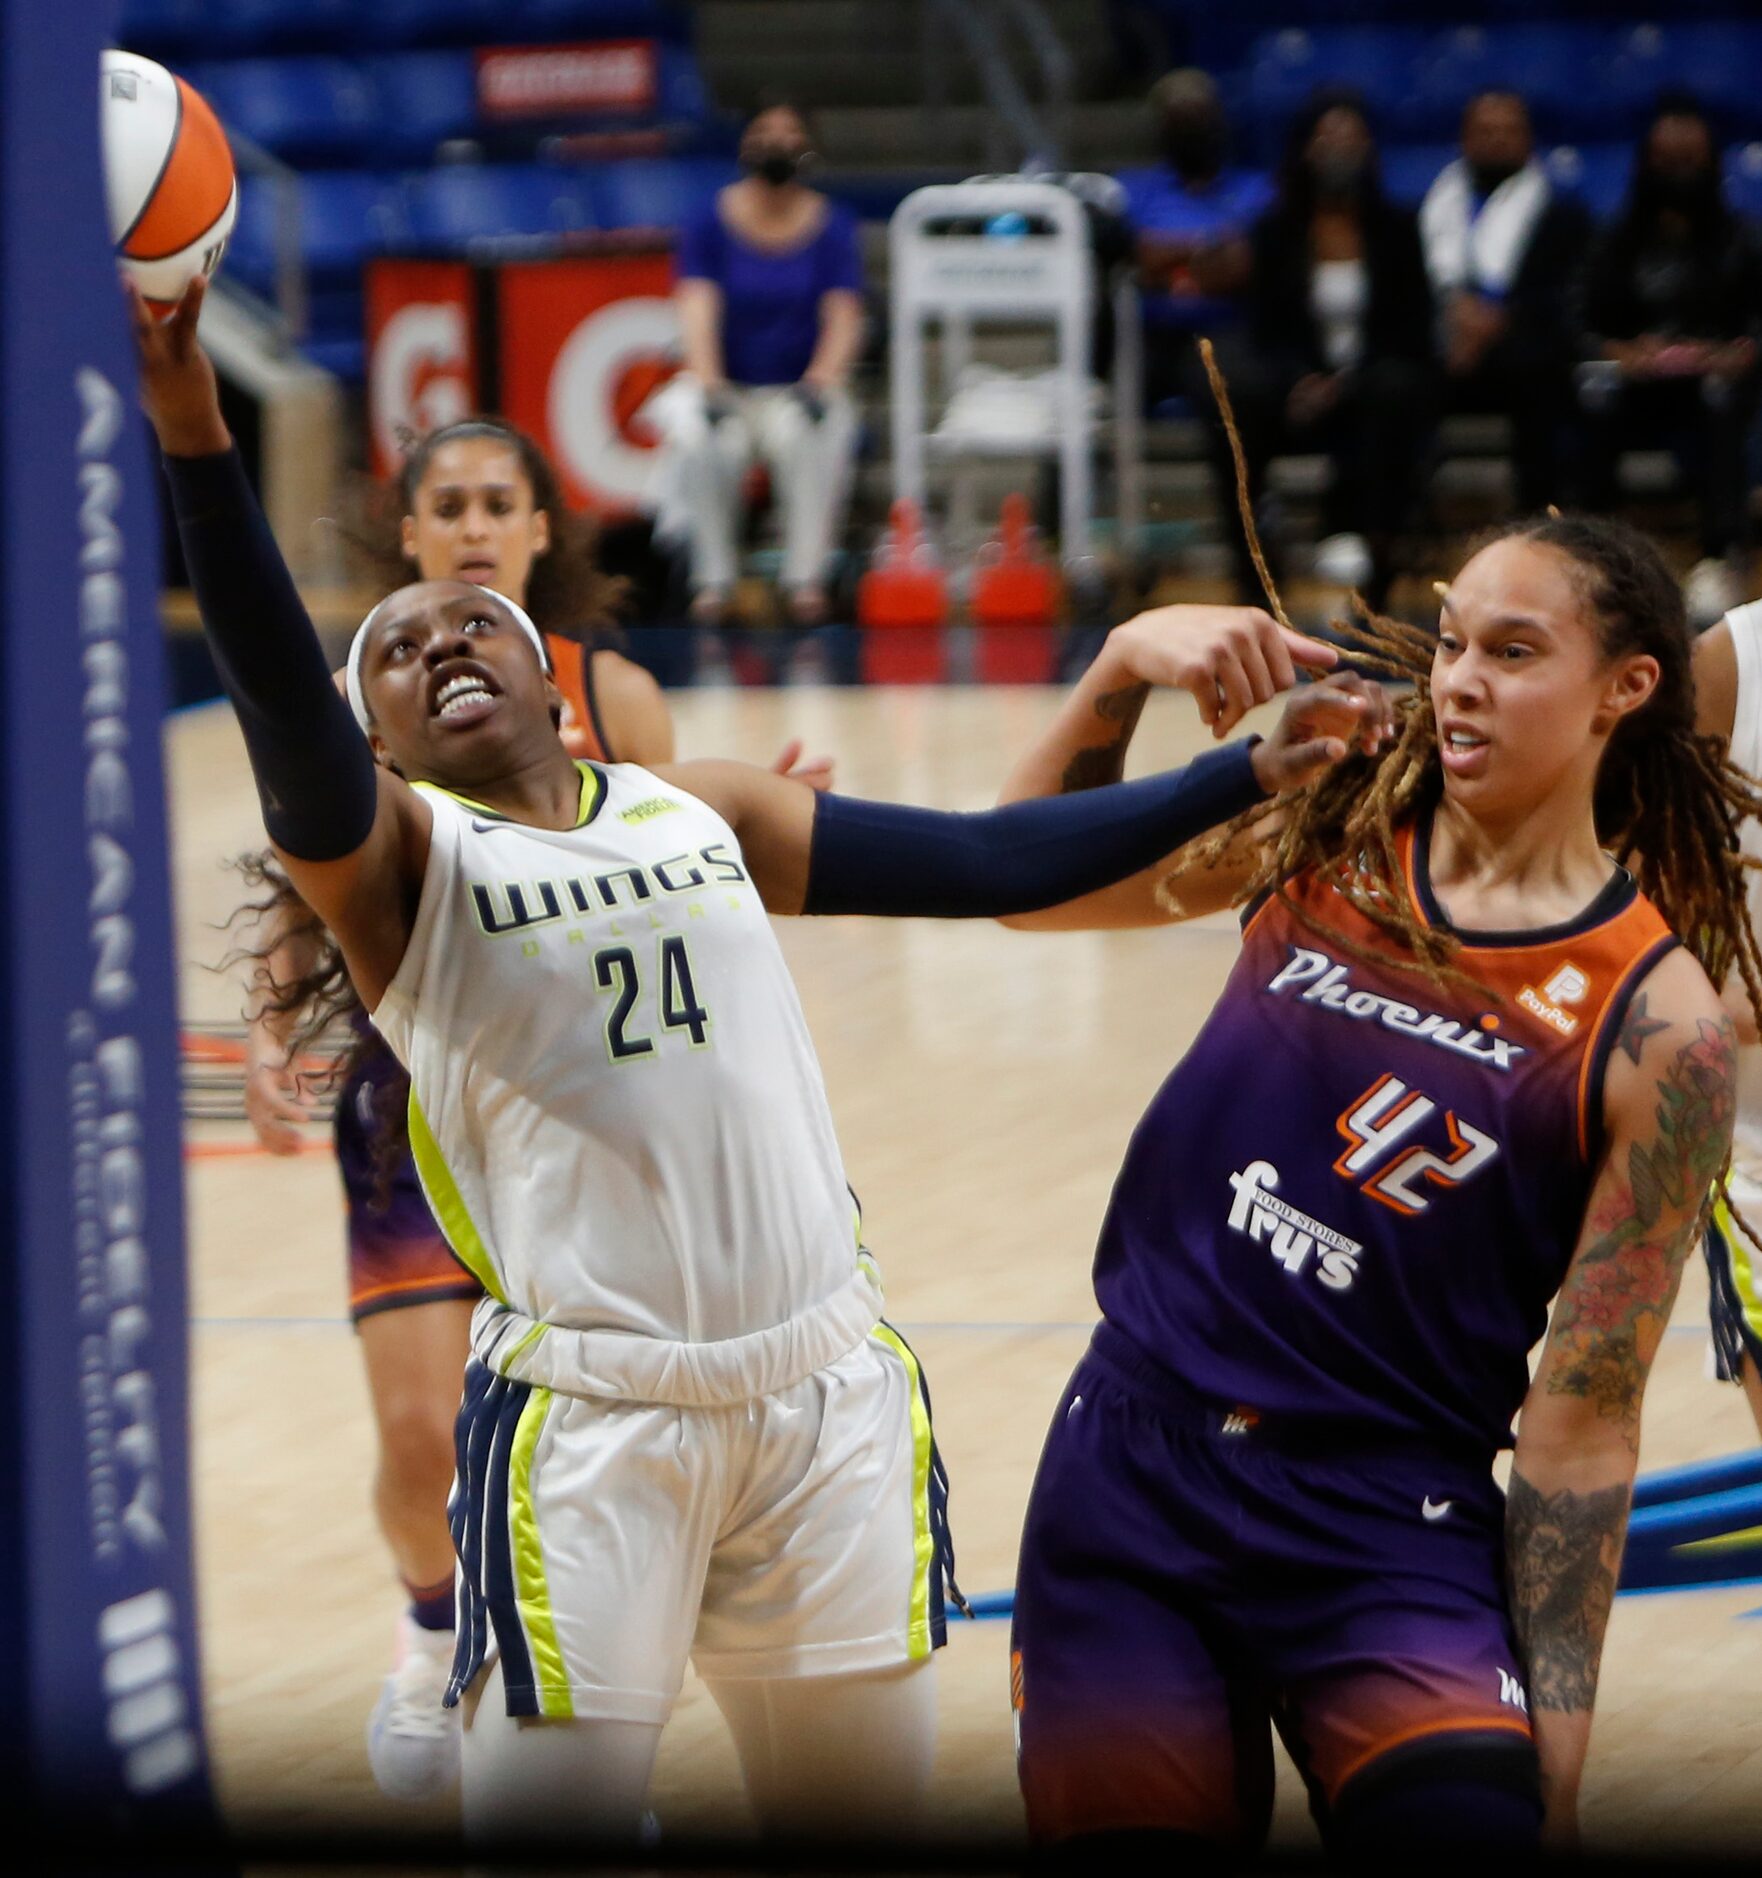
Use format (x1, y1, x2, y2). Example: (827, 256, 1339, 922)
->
(1693, 609, 1762, 1435)
(133, 279, 1370, 1849)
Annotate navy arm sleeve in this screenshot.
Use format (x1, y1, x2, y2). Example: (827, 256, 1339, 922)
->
(162, 447, 378, 861)
(803, 739, 1264, 918)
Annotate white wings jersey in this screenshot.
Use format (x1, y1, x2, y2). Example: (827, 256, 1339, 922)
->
(1724, 601, 1762, 1178)
(372, 762, 864, 1344)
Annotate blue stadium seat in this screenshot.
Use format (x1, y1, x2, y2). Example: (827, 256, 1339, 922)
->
(355, 0, 508, 50)
(520, 1, 694, 42)
(1605, 23, 1762, 140)
(1726, 143, 1762, 224)
(400, 164, 595, 251)
(655, 44, 712, 125)
(1405, 24, 1612, 144)
(591, 156, 737, 232)
(368, 52, 481, 161)
(191, 58, 382, 166)
(1242, 28, 1426, 163)
(191, 0, 370, 55)
(225, 169, 410, 298)
(356, 0, 691, 51)
(1380, 142, 1453, 209)
(1542, 144, 1633, 224)
(114, 0, 208, 58)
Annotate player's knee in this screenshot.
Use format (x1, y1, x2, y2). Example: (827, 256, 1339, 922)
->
(1326, 1746, 1542, 1858)
(375, 1392, 458, 1490)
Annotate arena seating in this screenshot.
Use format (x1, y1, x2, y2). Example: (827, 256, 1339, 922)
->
(118, 3, 1762, 388)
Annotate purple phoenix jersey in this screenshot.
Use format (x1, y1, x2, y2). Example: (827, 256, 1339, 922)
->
(1011, 812, 1677, 1849)
(1096, 811, 1676, 1456)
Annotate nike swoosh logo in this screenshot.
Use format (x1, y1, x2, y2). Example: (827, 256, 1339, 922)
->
(471, 819, 522, 834)
(1422, 1497, 1454, 1521)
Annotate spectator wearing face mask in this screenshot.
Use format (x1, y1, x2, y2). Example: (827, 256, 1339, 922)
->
(1420, 90, 1591, 513)
(1202, 88, 1436, 610)
(1121, 68, 1272, 411)
(1577, 93, 1762, 625)
(649, 100, 864, 628)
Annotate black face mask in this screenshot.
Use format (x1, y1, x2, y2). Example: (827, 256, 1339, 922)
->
(1468, 158, 1524, 196)
(744, 148, 803, 187)
(1161, 124, 1224, 181)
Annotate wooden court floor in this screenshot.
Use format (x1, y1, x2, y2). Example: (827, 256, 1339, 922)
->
(167, 683, 1762, 1865)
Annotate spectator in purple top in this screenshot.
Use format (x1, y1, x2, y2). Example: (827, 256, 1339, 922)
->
(1122, 69, 1271, 412)
(651, 101, 865, 628)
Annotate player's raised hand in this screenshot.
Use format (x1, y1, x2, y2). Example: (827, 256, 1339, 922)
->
(770, 739, 836, 792)
(1107, 604, 1339, 736)
(125, 274, 229, 456)
(1250, 674, 1394, 795)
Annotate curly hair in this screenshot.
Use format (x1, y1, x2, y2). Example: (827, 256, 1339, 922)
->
(226, 851, 408, 1207)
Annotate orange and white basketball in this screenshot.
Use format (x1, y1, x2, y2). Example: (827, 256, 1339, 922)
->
(101, 49, 236, 313)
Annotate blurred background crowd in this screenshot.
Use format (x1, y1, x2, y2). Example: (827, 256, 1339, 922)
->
(123, 1, 1762, 686)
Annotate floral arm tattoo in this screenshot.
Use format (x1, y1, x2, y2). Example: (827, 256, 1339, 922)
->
(1507, 1013, 1735, 1717)
(1059, 682, 1150, 793)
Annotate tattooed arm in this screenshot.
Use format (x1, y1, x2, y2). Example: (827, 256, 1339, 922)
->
(1508, 953, 1735, 1844)
(993, 605, 1339, 930)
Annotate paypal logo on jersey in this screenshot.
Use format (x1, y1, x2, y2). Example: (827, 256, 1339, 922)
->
(1267, 947, 1526, 1071)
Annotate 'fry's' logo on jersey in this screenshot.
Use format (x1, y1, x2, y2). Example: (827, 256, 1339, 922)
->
(1227, 1160, 1364, 1291)
(1267, 947, 1526, 1071)
(1517, 961, 1590, 1038)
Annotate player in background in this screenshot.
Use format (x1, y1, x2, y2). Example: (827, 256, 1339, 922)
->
(138, 277, 1364, 1847)
(996, 524, 1760, 1855)
(1689, 609, 1762, 1435)
(237, 417, 832, 1800)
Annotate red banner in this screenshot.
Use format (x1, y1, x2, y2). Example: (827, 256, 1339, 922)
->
(475, 41, 659, 121)
(497, 252, 680, 514)
(364, 259, 480, 480)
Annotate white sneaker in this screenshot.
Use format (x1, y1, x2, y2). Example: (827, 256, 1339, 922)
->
(366, 1614, 460, 1801)
(1685, 556, 1742, 630)
(1312, 532, 1373, 590)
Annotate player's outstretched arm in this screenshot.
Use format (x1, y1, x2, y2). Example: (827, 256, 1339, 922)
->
(1507, 948, 1735, 1848)
(993, 605, 1343, 930)
(664, 696, 1368, 919)
(132, 278, 429, 1006)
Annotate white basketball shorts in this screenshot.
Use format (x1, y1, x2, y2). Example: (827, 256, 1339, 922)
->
(444, 1326, 956, 1723)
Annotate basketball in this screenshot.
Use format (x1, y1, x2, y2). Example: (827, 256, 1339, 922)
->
(101, 49, 236, 312)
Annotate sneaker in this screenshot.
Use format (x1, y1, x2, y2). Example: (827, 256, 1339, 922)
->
(1312, 532, 1373, 590)
(1685, 556, 1742, 631)
(366, 1614, 460, 1801)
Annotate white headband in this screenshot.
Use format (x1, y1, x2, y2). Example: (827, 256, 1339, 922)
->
(345, 587, 550, 732)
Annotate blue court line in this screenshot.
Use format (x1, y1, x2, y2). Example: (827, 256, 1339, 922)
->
(961, 1574, 1762, 1624)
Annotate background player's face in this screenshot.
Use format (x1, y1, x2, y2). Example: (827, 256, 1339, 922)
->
(400, 440, 551, 610)
(359, 580, 563, 784)
(1432, 537, 1660, 822)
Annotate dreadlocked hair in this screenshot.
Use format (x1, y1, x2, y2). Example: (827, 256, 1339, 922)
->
(341, 415, 628, 651)
(1177, 335, 1762, 1233)
(223, 851, 410, 1210)
(1179, 338, 1762, 1022)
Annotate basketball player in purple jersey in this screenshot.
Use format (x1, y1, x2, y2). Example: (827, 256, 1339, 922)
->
(996, 522, 1762, 1855)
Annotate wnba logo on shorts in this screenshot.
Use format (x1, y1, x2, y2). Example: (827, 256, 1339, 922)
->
(1010, 1650, 1026, 1712)
(1517, 961, 1590, 1038)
